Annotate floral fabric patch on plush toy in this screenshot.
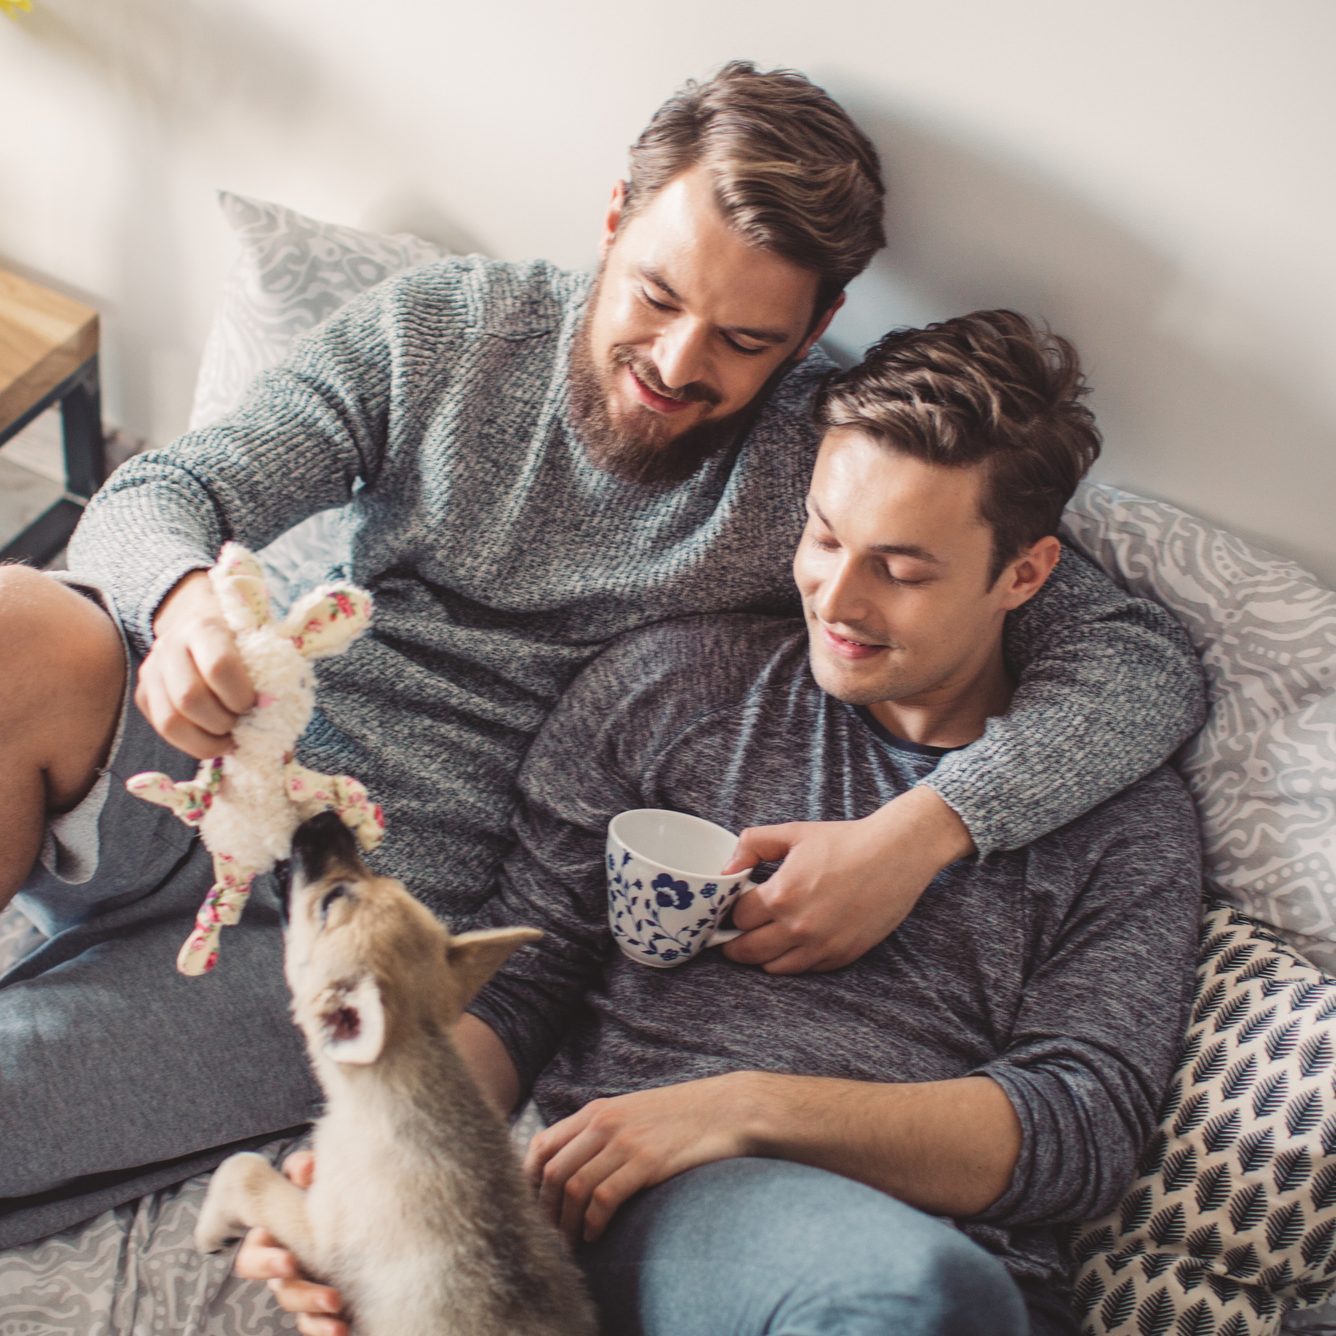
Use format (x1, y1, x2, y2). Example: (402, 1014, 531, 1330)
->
(127, 543, 384, 975)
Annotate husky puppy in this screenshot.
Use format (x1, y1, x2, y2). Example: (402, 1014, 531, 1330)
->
(195, 811, 598, 1336)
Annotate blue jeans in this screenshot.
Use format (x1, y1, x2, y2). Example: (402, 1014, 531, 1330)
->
(579, 1158, 1050, 1336)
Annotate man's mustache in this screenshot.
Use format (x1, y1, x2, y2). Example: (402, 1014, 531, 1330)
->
(611, 347, 723, 408)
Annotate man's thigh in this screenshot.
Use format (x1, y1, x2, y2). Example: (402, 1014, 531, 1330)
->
(579, 1158, 1035, 1336)
(16, 572, 201, 935)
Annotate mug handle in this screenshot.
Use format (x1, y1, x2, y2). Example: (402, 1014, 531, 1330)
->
(704, 877, 756, 947)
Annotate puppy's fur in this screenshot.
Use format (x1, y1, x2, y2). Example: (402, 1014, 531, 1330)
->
(195, 812, 598, 1335)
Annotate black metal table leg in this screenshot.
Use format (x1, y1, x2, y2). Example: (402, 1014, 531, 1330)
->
(0, 498, 85, 566)
(60, 354, 106, 499)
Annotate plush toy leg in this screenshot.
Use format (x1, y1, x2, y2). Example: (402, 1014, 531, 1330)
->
(284, 764, 385, 852)
(210, 853, 254, 926)
(177, 858, 259, 977)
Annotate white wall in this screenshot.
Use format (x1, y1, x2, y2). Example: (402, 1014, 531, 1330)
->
(3, 0, 1332, 582)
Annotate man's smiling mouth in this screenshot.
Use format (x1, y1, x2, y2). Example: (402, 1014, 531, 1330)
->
(627, 366, 695, 415)
(820, 622, 889, 659)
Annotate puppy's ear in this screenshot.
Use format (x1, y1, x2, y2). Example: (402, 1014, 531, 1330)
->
(318, 974, 386, 1066)
(445, 928, 543, 1010)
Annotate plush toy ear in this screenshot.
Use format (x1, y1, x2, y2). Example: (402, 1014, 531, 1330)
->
(445, 928, 543, 1011)
(319, 974, 386, 1066)
(211, 543, 272, 633)
(280, 585, 373, 659)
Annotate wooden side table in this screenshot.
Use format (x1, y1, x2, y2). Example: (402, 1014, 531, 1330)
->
(0, 269, 106, 566)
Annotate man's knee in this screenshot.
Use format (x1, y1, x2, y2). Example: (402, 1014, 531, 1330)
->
(585, 1160, 1032, 1336)
(774, 1210, 1028, 1336)
(0, 565, 126, 809)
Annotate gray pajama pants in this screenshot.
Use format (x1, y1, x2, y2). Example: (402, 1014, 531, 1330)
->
(0, 578, 317, 1248)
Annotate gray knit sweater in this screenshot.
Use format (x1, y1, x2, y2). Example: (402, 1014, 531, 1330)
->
(69, 258, 1205, 920)
(468, 614, 1204, 1295)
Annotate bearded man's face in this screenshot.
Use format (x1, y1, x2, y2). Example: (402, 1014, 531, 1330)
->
(570, 166, 830, 485)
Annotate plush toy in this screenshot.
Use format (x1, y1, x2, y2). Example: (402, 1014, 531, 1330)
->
(128, 543, 385, 976)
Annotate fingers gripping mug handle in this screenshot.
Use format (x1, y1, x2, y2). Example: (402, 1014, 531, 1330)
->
(705, 876, 756, 947)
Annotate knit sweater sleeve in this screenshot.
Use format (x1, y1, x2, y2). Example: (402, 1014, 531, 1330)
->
(923, 542, 1207, 857)
(973, 767, 1203, 1226)
(66, 260, 483, 654)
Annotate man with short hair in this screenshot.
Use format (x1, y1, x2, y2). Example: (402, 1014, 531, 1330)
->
(0, 64, 1200, 1245)
(255, 310, 1200, 1335)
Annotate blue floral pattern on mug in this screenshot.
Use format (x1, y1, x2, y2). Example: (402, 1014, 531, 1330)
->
(607, 844, 745, 968)
(652, 873, 695, 910)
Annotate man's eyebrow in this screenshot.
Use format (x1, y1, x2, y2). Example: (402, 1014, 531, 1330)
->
(806, 497, 946, 565)
(637, 264, 794, 345)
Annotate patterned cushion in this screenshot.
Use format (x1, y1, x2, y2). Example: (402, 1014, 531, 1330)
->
(1063, 482, 1336, 971)
(190, 190, 452, 430)
(1070, 901, 1336, 1334)
(189, 192, 454, 607)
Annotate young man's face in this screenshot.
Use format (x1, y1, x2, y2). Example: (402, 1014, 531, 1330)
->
(572, 166, 840, 484)
(794, 428, 1055, 745)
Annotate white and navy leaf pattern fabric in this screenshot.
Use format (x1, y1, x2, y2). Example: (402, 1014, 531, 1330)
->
(1070, 901, 1336, 1334)
(1063, 482, 1336, 972)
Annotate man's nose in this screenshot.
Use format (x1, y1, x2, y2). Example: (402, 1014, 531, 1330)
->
(654, 319, 710, 391)
(814, 554, 868, 625)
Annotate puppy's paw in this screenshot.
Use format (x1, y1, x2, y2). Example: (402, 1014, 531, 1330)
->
(194, 1197, 243, 1255)
(194, 1151, 271, 1254)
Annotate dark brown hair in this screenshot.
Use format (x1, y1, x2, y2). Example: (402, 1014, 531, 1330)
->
(623, 60, 886, 316)
(816, 310, 1101, 582)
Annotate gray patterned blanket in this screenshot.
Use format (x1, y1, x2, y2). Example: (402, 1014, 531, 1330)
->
(0, 1139, 301, 1335)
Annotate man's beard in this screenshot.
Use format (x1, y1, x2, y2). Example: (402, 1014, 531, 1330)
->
(567, 273, 787, 486)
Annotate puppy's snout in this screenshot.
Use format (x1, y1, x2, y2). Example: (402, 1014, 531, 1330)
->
(273, 858, 293, 922)
(291, 811, 362, 886)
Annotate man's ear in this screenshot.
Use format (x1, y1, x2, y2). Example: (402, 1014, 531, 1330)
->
(996, 535, 1063, 611)
(599, 181, 629, 258)
(795, 292, 845, 361)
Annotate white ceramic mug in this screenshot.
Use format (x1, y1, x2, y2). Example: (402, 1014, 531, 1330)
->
(606, 809, 756, 968)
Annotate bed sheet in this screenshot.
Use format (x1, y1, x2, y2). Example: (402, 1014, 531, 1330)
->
(0, 1135, 301, 1335)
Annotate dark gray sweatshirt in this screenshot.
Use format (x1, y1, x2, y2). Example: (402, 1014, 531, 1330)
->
(469, 615, 1203, 1294)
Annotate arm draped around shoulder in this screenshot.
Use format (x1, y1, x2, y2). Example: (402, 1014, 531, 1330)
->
(922, 542, 1207, 857)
